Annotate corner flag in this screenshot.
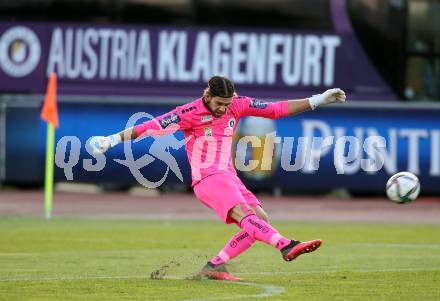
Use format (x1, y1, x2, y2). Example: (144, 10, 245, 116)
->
(40, 73, 59, 219)
(41, 73, 59, 128)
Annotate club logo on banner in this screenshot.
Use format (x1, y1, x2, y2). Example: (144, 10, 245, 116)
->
(0, 26, 41, 77)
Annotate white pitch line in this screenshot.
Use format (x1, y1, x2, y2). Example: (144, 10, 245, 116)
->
(180, 281, 285, 301)
(162, 276, 284, 301)
(0, 274, 286, 301)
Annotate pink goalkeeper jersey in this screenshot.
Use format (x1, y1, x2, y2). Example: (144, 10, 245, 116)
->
(134, 96, 289, 186)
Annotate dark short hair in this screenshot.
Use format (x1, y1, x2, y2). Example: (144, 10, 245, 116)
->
(208, 76, 235, 98)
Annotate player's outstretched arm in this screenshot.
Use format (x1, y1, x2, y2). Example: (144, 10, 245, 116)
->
(287, 88, 346, 116)
(89, 127, 137, 155)
(89, 105, 193, 155)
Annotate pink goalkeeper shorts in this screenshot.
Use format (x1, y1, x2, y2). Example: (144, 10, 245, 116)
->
(193, 172, 261, 224)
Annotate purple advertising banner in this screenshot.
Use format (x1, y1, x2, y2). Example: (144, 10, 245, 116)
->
(0, 22, 395, 100)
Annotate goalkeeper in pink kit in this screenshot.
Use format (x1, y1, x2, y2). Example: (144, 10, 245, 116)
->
(91, 76, 346, 281)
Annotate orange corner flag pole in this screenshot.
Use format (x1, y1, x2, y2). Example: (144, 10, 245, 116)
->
(41, 73, 59, 219)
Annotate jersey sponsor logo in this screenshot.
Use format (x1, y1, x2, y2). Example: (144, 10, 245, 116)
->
(159, 112, 181, 129)
(249, 99, 268, 109)
(201, 115, 212, 123)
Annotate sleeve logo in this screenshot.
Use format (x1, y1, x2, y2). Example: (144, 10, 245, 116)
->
(249, 99, 268, 109)
(159, 112, 181, 129)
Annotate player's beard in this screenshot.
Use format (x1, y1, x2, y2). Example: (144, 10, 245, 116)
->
(213, 111, 226, 117)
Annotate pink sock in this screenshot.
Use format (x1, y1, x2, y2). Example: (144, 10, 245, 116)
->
(239, 214, 291, 250)
(210, 229, 256, 265)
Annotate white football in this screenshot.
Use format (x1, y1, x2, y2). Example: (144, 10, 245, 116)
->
(386, 172, 420, 204)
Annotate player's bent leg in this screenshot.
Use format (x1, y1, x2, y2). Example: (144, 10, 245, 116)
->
(203, 206, 257, 281)
(208, 205, 266, 266)
(231, 204, 322, 261)
(209, 229, 256, 265)
(230, 204, 291, 249)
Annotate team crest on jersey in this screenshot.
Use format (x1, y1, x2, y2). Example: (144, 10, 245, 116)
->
(228, 118, 236, 128)
(160, 112, 181, 129)
(201, 115, 213, 123)
(249, 99, 268, 109)
(204, 126, 213, 138)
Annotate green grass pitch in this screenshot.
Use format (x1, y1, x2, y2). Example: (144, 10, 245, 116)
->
(0, 218, 439, 300)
